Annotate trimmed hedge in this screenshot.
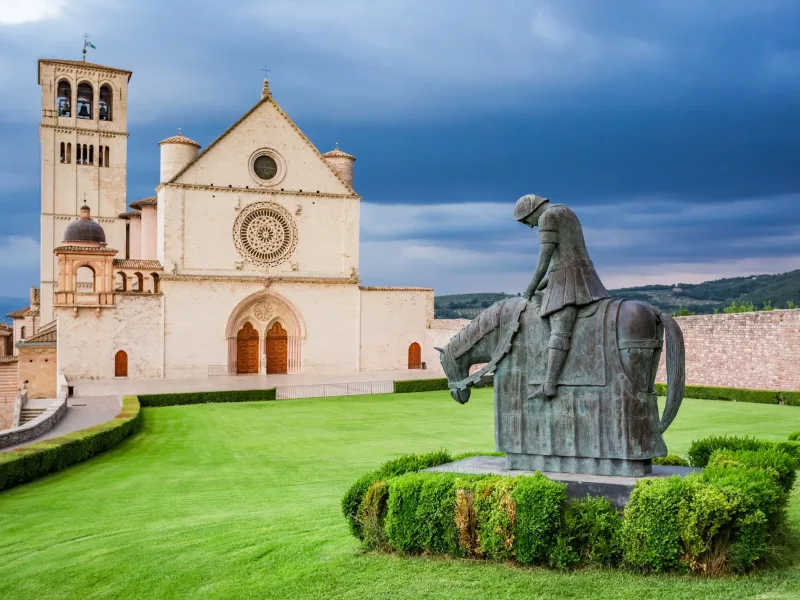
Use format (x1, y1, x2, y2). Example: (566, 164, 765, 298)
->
(789, 432, 800, 441)
(393, 378, 449, 394)
(138, 388, 276, 407)
(0, 395, 141, 492)
(687, 435, 800, 468)
(346, 442, 797, 574)
(654, 383, 800, 406)
(652, 454, 690, 467)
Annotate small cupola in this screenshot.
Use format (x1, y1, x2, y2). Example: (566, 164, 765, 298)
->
(62, 205, 107, 246)
(159, 130, 200, 183)
(323, 144, 356, 189)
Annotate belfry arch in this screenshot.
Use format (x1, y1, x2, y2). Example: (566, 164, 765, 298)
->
(225, 290, 305, 375)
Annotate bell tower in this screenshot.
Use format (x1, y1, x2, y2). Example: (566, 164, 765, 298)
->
(37, 58, 132, 323)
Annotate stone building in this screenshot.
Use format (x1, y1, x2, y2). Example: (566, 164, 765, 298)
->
(13, 57, 453, 383)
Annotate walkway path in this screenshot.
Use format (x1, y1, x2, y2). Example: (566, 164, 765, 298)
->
(71, 369, 440, 397)
(0, 396, 121, 453)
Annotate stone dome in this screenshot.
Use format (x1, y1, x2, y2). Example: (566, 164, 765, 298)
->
(323, 147, 355, 160)
(63, 205, 106, 245)
(158, 132, 200, 148)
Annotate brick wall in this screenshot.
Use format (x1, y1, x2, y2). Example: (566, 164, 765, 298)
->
(656, 309, 800, 391)
(18, 345, 58, 399)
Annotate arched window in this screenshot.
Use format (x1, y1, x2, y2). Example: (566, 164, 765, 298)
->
(99, 146, 103, 167)
(76, 82, 93, 119)
(57, 80, 71, 117)
(151, 273, 160, 293)
(133, 272, 144, 292)
(75, 265, 96, 292)
(115, 272, 127, 292)
(105, 146, 110, 167)
(89, 145, 94, 164)
(20, 326, 26, 340)
(67, 143, 71, 164)
(99, 84, 112, 121)
(60, 142, 65, 163)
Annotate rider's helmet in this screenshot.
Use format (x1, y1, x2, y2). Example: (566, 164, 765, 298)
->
(513, 194, 549, 223)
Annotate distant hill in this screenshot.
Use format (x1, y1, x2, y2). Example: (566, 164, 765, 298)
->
(0, 297, 27, 324)
(434, 270, 800, 318)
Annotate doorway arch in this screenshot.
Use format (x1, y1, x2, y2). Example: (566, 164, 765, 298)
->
(114, 350, 128, 377)
(408, 342, 422, 369)
(236, 322, 259, 374)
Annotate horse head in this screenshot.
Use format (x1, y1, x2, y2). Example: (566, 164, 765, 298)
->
(436, 346, 472, 404)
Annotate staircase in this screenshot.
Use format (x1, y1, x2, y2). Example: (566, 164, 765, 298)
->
(0, 360, 19, 429)
(19, 407, 46, 425)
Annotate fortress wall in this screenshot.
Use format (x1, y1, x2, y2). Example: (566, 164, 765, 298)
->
(656, 309, 800, 391)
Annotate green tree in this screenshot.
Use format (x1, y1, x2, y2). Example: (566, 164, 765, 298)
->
(788, 300, 797, 309)
(673, 306, 695, 317)
(762, 300, 774, 311)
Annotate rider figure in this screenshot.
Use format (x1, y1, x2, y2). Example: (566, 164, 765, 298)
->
(514, 194, 610, 399)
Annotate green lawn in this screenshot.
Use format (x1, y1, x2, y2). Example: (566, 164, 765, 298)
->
(2, 390, 800, 599)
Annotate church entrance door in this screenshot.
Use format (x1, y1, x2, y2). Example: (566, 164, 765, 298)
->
(115, 350, 128, 377)
(266, 322, 288, 374)
(237, 322, 259, 374)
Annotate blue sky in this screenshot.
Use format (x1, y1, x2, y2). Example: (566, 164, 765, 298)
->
(1, 0, 799, 299)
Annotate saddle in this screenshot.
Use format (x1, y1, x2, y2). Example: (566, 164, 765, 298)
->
(527, 296, 613, 387)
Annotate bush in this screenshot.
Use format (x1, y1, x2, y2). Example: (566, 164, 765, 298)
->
(0, 396, 141, 492)
(473, 476, 519, 561)
(393, 378, 449, 393)
(653, 454, 690, 467)
(138, 388, 276, 407)
(687, 436, 772, 468)
(341, 450, 452, 539)
(653, 383, 800, 406)
(789, 432, 800, 441)
(357, 480, 390, 551)
(511, 473, 566, 565)
(551, 496, 622, 569)
(708, 448, 798, 495)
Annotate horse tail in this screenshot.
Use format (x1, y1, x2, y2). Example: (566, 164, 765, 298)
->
(655, 309, 685, 433)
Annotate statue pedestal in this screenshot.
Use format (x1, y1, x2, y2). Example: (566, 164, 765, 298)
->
(425, 455, 699, 509)
(506, 453, 651, 477)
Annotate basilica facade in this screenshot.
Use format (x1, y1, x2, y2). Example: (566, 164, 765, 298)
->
(22, 58, 454, 382)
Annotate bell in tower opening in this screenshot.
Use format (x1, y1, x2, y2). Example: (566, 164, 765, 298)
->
(77, 82, 93, 119)
(57, 80, 71, 117)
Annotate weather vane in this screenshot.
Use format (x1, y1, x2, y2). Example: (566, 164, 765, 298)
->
(82, 34, 96, 62)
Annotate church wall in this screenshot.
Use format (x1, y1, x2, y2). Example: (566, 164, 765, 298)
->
(160, 186, 358, 279)
(161, 279, 361, 377)
(57, 294, 163, 380)
(424, 319, 471, 375)
(358, 288, 432, 371)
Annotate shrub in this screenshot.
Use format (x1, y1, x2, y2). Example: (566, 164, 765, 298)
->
(472, 476, 519, 561)
(138, 388, 276, 407)
(385, 473, 427, 552)
(393, 378, 449, 393)
(0, 396, 141, 492)
(415, 474, 461, 555)
(622, 476, 696, 572)
(341, 450, 452, 539)
(358, 480, 390, 551)
(511, 473, 566, 565)
(550, 496, 622, 569)
(789, 432, 800, 441)
(687, 436, 772, 468)
(653, 454, 690, 467)
(653, 383, 796, 406)
(708, 448, 798, 495)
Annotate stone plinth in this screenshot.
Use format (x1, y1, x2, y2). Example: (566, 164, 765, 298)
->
(425, 456, 700, 508)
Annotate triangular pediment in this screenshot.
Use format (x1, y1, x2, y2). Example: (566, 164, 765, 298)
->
(169, 96, 356, 196)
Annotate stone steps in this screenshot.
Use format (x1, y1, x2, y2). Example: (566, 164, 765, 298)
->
(19, 408, 46, 425)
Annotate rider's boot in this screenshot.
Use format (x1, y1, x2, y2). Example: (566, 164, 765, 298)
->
(531, 334, 570, 399)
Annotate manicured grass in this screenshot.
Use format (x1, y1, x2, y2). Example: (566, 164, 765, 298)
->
(2, 390, 800, 599)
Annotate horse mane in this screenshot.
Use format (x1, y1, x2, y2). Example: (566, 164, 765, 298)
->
(448, 296, 526, 359)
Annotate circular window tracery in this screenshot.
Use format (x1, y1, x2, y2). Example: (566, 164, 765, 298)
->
(234, 202, 298, 267)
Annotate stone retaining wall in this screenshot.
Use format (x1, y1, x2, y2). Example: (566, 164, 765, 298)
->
(657, 309, 800, 391)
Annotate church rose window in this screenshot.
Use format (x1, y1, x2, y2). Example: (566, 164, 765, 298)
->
(234, 202, 298, 267)
(253, 155, 278, 180)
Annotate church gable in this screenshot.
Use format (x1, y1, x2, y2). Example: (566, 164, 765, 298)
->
(171, 97, 355, 196)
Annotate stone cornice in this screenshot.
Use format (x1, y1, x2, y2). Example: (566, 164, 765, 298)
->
(157, 181, 361, 200)
(40, 124, 130, 137)
(360, 286, 434, 292)
(162, 273, 360, 285)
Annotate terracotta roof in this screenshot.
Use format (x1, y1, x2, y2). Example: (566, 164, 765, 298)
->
(6, 306, 31, 319)
(21, 328, 57, 344)
(323, 147, 355, 160)
(159, 133, 201, 148)
(113, 259, 163, 270)
(163, 96, 359, 197)
(118, 210, 142, 219)
(129, 197, 157, 210)
(38, 59, 132, 82)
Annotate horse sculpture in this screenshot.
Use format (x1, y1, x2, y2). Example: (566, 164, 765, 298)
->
(437, 292, 685, 477)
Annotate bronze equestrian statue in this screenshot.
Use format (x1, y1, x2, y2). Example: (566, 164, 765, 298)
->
(438, 195, 685, 477)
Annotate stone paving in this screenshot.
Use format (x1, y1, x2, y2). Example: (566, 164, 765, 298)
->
(71, 369, 441, 398)
(1, 396, 121, 453)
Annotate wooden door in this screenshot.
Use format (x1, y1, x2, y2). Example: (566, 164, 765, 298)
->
(266, 322, 288, 374)
(114, 350, 128, 377)
(237, 322, 259, 374)
(408, 342, 421, 369)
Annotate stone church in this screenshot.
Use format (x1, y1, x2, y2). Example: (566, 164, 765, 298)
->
(5, 57, 460, 387)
